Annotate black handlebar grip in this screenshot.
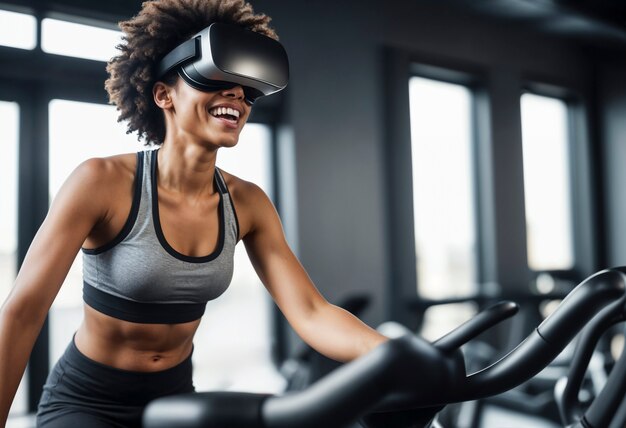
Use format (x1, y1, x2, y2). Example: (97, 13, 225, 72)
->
(433, 301, 519, 353)
(537, 269, 626, 348)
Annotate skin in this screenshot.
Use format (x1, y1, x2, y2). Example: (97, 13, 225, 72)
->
(0, 77, 388, 425)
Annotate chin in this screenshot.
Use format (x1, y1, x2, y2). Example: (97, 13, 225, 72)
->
(220, 141, 239, 149)
(198, 130, 240, 149)
(206, 136, 239, 149)
(219, 135, 240, 147)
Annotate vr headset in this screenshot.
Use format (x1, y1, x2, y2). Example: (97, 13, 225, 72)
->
(157, 22, 289, 105)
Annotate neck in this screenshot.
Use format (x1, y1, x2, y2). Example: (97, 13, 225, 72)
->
(156, 140, 218, 198)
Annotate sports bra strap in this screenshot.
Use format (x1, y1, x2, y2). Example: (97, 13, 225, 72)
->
(214, 168, 228, 194)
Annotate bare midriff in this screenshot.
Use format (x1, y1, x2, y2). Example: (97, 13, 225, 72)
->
(74, 304, 201, 372)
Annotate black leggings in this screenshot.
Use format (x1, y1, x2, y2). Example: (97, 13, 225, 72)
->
(36, 337, 195, 428)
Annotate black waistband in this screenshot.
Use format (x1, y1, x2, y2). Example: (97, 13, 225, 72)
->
(67, 334, 194, 381)
(83, 282, 207, 324)
(51, 336, 195, 406)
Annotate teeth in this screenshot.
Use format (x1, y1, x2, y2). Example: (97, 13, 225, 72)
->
(209, 106, 240, 119)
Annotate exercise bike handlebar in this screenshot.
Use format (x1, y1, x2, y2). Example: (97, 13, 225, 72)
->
(143, 268, 626, 428)
(451, 268, 626, 401)
(555, 266, 626, 427)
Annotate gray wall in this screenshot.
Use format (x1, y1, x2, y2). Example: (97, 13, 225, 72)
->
(251, 0, 608, 328)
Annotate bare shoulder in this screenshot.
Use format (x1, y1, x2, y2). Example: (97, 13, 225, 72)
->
(76, 152, 136, 183)
(66, 152, 136, 198)
(53, 152, 139, 221)
(217, 168, 278, 239)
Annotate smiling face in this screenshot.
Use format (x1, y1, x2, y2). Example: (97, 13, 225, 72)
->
(153, 77, 252, 149)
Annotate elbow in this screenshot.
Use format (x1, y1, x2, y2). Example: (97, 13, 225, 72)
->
(0, 294, 46, 329)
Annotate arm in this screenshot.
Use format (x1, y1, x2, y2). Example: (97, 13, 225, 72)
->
(241, 184, 388, 363)
(0, 159, 109, 425)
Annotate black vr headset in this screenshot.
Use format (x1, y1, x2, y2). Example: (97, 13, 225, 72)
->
(157, 22, 289, 105)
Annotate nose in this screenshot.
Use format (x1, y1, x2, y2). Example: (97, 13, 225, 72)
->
(221, 85, 245, 100)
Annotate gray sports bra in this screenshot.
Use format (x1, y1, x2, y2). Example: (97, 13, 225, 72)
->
(82, 149, 239, 324)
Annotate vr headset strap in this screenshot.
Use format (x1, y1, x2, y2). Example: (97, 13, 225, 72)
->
(157, 36, 201, 78)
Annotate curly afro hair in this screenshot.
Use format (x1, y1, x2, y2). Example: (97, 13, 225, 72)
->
(105, 0, 278, 146)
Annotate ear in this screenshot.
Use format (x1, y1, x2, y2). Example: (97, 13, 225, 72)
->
(153, 81, 173, 109)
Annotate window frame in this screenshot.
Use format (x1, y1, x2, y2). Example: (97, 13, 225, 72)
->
(0, 97, 27, 417)
(383, 48, 488, 331)
(520, 82, 597, 283)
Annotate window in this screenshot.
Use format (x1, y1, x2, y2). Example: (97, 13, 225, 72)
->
(0, 101, 19, 305)
(521, 93, 574, 271)
(0, 101, 28, 417)
(42, 18, 122, 62)
(0, 9, 36, 50)
(408, 76, 478, 340)
(48, 99, 144, 366)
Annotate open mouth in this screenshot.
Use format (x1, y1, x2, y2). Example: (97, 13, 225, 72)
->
(208, 106, 241, 125)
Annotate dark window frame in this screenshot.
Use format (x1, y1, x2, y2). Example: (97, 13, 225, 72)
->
(519, 81, 598, 288)
(382, 48, 489, 331)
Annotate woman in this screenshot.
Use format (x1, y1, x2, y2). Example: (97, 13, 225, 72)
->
(0, 0, 388, 426)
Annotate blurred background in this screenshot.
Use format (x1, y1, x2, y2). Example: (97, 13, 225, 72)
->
(1, 0, 626, 426)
